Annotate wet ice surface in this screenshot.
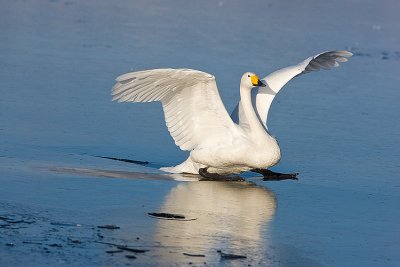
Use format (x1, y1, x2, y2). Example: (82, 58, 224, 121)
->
(1, 0, 400, 266)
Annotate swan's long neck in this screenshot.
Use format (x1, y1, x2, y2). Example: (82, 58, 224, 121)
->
(240, 85, 267, 138)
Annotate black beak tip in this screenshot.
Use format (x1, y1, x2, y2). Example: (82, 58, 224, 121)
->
(258, 80, 266, 87)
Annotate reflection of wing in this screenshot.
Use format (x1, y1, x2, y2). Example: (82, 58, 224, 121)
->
(231, 51, 353, 128)
(112, 69, 236, 151)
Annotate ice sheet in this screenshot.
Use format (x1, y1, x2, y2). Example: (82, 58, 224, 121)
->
(1, 0, 399, 266)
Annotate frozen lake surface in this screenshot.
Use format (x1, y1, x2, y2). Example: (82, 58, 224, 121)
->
(1, 0, 399, 266)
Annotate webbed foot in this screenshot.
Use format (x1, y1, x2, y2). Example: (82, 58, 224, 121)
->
(198, 168, 245, 182)
(251, 168, 299, 181)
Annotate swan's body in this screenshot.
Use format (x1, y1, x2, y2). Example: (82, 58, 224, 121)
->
(112, 51, 352, 175)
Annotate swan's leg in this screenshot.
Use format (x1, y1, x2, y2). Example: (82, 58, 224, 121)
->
(198, 168, 245, 182)
(251, 168, 298, 181)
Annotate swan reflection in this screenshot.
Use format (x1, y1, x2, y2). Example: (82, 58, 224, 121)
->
(153, 181, 276, 263)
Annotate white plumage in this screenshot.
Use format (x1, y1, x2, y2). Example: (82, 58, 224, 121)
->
(112, 51, 352, 175)
(112, 69, 236, 152)
(232, 50, 353, 128)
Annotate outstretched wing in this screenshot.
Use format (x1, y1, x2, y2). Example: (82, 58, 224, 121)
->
(231, 50, 353, 128)
(262, 50, 353, 91)
(112, 68, 236, 151)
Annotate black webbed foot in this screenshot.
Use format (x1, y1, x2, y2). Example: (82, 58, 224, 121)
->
(251, 168, 299, 181)
(198, 168, 245, 182)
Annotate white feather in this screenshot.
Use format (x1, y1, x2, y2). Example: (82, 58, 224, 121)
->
(112, 69, 236, 152)
(112, 51, 352, 175)
(231, 50, 353, 129)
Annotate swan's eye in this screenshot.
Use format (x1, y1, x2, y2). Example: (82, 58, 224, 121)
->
(247, 75, 250, 77)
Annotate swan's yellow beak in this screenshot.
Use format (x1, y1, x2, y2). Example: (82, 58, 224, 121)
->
(251, 75, 266, 87)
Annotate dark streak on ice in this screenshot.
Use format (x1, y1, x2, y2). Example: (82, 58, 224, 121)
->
(148, 212, 197, 221)
(97, 224, 120, 229)
(95, 156, 149, 165)
(218, 250, 247, 260)
(183, 252, 206, 257)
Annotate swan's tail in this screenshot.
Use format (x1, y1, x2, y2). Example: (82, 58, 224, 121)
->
(160, 158, 205, 175)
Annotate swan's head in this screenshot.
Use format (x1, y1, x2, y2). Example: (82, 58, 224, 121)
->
(241, 72, 266, 89)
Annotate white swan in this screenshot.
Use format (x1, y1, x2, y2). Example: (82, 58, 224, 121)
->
(112, 50, 352, 177)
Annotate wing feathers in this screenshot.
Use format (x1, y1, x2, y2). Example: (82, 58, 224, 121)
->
(112, 68, 235, 151)
(231, 50, 352, 128)
(336, 57, 348, 62)
(299, 50, 352, 78)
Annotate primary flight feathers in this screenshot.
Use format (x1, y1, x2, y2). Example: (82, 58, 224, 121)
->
(112, 69, 235, 151)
